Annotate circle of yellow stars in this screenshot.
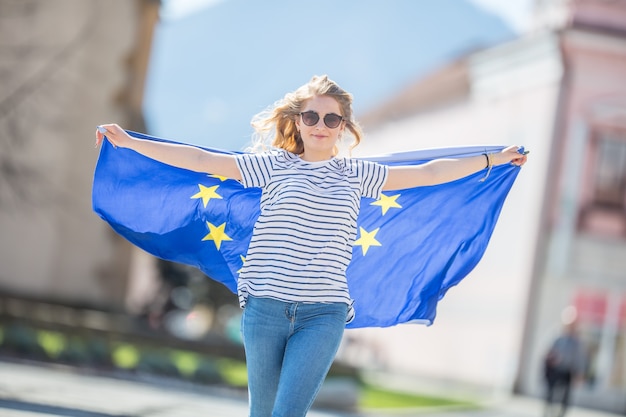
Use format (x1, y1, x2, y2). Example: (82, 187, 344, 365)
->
(192, 176, 403, 259)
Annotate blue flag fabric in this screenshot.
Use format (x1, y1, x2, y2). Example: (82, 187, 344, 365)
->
(92, 131, 521, 328)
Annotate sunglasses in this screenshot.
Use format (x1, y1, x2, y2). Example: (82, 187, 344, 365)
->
(299, 111, 344, 129)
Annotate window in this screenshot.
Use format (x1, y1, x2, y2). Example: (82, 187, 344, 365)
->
(579, 128, 626, 237)
(593, 132, 626, 209)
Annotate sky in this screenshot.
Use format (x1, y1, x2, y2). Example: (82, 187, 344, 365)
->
(466, 0, 535, 33)
(160, 0, 536, 33)
(147, 0, 535, 150)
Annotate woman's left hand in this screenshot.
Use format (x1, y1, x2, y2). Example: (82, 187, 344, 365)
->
(495, 145, 528, 167)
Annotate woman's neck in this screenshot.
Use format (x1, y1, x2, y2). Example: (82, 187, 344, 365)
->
(299, 151, 333, 162)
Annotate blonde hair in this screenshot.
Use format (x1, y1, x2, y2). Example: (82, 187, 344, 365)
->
(248, 75, 363, 155)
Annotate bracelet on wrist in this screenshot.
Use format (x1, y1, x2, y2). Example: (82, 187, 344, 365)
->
(480, 152, 493, 182)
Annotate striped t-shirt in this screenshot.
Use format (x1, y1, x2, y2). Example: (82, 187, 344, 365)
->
(235, 149, 388, 323)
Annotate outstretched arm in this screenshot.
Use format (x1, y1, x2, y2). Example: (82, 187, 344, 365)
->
(383, 145, 527, 191)
(95, 124, 242, 181)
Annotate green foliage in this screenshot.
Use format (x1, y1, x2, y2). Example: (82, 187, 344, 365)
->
(171, 350, 200, 377)
(112, 344, 141, 369)
(216, 358, 248, 387)
(37, 330, 67, 359)
(3, 323, 46, 357)
(359, 384, 477, 410)
(0, 322, 479, 413)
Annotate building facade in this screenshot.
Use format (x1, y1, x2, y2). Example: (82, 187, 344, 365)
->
(0, 0, 159, 310)
(347, 0, 626, 412)
(517, 0, 626, 411)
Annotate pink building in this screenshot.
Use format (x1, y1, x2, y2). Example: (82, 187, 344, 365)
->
(346, 0, 626, 412)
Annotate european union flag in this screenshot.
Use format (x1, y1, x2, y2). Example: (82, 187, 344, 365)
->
(92, 131, 521, 328)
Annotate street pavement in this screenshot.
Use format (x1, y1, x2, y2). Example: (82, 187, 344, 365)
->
(0, 360, 621, 417)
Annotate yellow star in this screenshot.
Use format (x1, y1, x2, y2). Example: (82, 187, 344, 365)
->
(354, 227, 382, 256)
(191, 184, 222, 208)
(209, 174, 229, 182)
(371, 193, 402, 215)
(201, 221, 232, 250)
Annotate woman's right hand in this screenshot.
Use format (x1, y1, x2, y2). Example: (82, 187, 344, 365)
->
(93, 123, 241, 179)
(95, 124, 133, 149)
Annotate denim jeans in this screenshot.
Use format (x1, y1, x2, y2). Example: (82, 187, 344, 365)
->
(241, 295, 348, 417)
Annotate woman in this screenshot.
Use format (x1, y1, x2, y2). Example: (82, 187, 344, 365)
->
(96, 75, 527, 417)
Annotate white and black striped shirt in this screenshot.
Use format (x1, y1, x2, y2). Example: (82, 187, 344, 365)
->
(235, 149, 388, 323)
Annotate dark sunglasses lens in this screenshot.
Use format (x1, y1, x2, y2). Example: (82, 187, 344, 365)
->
(301, 112, 319, 126)
(324, 114, 342, 128)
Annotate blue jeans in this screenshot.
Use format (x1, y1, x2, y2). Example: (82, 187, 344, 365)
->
(241, 295, 348, 417)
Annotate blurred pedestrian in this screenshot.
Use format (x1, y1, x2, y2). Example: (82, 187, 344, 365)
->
(96, 75, 528, 417)
(543, 321, 587, 417)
